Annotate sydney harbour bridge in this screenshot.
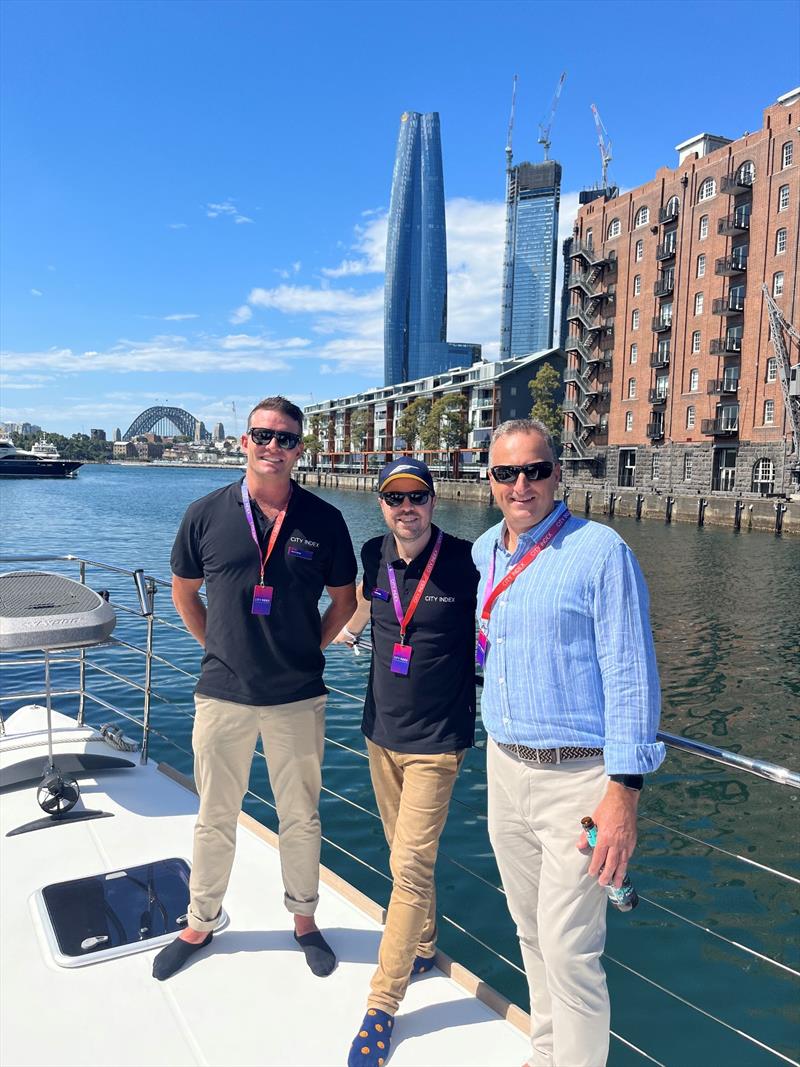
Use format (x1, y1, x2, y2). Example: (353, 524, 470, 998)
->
(122, 406, 209, 441)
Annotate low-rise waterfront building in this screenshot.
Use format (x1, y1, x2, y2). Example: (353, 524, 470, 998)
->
(562, 87, 799, 498)
(302, 348, 564, 478)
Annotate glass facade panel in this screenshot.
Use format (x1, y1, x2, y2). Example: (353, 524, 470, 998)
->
(501, 161, 561, 359)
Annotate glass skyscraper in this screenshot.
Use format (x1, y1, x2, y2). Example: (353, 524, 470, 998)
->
(384, 113, 448, 385)
(500, 160, 562, 360)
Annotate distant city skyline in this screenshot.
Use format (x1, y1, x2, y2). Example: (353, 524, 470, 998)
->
(1, 0, 797, 434)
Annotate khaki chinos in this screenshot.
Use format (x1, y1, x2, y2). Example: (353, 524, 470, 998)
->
(365, 739, 464, 1015)
(487, 739, 610, 1067)
(187, 693, 326, 931)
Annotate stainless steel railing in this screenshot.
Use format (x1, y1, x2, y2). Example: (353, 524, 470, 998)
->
(1, 553, 798, 1066)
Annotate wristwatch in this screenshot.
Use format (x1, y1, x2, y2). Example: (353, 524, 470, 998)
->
(609, 773, 644, 791)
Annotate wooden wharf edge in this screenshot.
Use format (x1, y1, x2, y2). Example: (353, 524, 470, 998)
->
(157, 761, 531, 1037)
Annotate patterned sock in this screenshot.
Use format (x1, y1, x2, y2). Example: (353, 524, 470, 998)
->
(347, 1009, 394, 1067)
(411, 954, 435, 975)
(152, 932, 213, 981)
(293, 929, 336, 976)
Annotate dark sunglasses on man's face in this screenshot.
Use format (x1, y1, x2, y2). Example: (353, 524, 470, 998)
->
(490, 461, 554, 484)
(379, 490, 432, 507)
(248, 427, 301, 450)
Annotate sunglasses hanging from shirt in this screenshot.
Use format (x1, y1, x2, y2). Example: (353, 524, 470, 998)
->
(379, 490, 432, 507)
(476, 508, 570, 668)
(489, 461, 554, 484)
(241, 481, 292, 615)
(247, 427, 302, 450)
(385, 530, 444, 675)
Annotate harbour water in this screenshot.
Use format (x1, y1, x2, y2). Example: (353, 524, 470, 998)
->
(2, 464, 798, 1066)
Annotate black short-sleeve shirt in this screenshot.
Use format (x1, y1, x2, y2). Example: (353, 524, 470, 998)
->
(361, 525, 479, 754)
(170, 478, 357, 706)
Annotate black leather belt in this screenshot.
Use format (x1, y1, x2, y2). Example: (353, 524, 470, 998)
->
(497, 742, 604, 764)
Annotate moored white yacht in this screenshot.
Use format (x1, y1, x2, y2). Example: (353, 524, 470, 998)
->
(0, 437, 82, 478)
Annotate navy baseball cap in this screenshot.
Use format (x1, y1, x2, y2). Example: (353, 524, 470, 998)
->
(378, 458, 435, 494)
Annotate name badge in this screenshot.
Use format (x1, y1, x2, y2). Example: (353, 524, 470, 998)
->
(475, 629, 489, 668)
(391, 643, 412, 676)
(288, 546, 314, 560)
(372, 588, 390, 601)
(252, 584, 273, 615)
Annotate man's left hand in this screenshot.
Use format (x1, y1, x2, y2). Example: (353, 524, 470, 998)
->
(576, 782, 640, 888)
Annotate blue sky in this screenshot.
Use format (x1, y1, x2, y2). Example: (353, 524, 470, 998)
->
(1, 0, 798, 436)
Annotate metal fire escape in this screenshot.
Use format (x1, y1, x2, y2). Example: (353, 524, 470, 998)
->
(762, 284, 800, 485)
(562, 241, 616, 463)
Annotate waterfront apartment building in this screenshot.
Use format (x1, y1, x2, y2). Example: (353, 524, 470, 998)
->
(562, 88, 799, 498)
(384, 111, 481, 385)
(303, 348, 564, 476)
(500, 160, 562, 359)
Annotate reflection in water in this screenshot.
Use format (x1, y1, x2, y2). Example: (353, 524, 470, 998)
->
(1, 466, 798, 1064)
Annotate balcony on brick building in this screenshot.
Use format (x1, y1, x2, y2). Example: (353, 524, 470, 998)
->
(712, 295, 745, 316)
(648, 387, 669, 405)
(646, 421, 665, 440)
(707, 377, 740, 396)
(654, 273, 675, 297)
(701, 409, 739, 436)
(721, 172, 754, 196)
(656, 238, 677, 261)
(658, 203, 680, 224)
(715, 251, 748, 276)
(652, 315, 673, 333)
(710, 335, 742, 355)
(718, 208, 751, 236)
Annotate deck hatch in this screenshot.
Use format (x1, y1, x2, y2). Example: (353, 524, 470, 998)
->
(35, 857, 194, 967)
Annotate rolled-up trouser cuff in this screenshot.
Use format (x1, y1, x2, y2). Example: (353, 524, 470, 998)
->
(284, 892, 319, 917)
(187, 905, 221, 933)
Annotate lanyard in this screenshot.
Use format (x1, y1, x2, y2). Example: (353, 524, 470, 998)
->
(241, 480, 291, 584)
(480, 507, 570, 627)
(385, 529, 444, 644)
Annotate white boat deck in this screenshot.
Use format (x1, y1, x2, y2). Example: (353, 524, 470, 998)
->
(0, 708, 530, 1067)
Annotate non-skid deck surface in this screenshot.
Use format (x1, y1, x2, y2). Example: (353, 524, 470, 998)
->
(0, 718, 530, 1066)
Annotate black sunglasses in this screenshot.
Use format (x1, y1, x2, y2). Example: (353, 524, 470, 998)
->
(490, 462, 554, 484)
(248, 427, 301, 450)
(379, 490, 432, 507)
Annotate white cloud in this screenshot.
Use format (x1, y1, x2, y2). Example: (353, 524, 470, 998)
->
(205, 200, 254, 225)
(229, 304, 253, 325)
(168, 222, 188, 230)
(234, 215, 254, 225)
(30, 288, 43, 297)
(163, 313, 199, 321)
(248, 285, 382, 317)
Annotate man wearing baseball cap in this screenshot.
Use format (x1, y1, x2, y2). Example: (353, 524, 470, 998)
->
(334, 458, 479, 1067)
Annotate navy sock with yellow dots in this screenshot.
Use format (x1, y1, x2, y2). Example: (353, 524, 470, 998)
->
(411, 954, 435, 976)
(347, 1008, 394, 1067)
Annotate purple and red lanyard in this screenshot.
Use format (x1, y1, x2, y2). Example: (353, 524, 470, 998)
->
(384, 530, 444, 676)
(475, 508, 570, 668)
(241, 481, 291, 616)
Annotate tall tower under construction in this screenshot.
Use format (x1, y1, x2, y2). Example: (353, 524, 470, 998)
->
(500, 157, 562, 360)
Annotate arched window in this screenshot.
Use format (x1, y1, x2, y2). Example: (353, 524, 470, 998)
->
(586, 228, 593, 249)
(776, 228, 788, 254)
(634, 206, 650, 227)
(686, 406, 696, 430)
(781, 142, 793, 169)
(689, 368, 699, 391)
(607, 218, 621, 239)
(666, 195, 679, 217)
(737, 160, 755, 185)
(625, 411, 633, 432)
(698, 215, 709, 240)
(633, 274, 641, 296)
(752, 458, 775, 494)
(778, 185, 789, 212)
(628, 378, 637, 398)
(698, 177, 716, 202)
(635, 239, 644, 261)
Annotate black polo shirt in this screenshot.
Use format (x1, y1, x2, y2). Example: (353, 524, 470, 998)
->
(361, 525, 478, 754)
(171, 478, 357, 706)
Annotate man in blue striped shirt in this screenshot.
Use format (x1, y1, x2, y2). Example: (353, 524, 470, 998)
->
(473, 419, 664, 1067)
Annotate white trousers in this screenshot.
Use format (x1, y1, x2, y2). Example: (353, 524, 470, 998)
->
(487, 738, 610, 1067)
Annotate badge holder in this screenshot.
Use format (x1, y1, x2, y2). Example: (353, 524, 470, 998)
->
(252, 585, 273, 615)
(391, 643, 412, 676)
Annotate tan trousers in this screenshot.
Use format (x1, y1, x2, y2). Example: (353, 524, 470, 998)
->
(187, 693, 326, 932)
(487, 738, 610, 1067)
(366, 739, 464, 1015)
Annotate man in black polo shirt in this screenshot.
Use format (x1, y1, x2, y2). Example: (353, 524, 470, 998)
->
(334, 458, 478, 1067)
(152, 396, 357, 982)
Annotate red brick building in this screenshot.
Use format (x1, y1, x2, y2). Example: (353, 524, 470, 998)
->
(562, 88, 799, 497)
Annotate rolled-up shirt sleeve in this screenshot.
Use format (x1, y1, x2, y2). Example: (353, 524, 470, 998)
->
(592, 542, 665, 775)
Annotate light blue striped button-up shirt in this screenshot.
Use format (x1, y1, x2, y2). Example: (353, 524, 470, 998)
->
(472, 501, 665, 775)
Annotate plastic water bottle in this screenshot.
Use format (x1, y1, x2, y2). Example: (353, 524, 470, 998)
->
(580, 816, 639, 912)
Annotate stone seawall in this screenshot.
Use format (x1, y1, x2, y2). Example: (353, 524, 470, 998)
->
(295, 471, 799, 535)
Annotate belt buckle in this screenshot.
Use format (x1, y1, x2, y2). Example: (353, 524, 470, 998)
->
(554, 747, 561, 765)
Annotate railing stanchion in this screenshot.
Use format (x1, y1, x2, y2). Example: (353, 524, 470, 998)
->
(77, 559, 87, 725)
(140, 576, 157, 765)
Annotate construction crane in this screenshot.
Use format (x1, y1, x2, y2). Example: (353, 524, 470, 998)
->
(505, 73, 518, 170)
(762, 284, 800, 471)
(230, 401, 239, 439)
(538, 72, 566, 161)
(590, 103, 612, 188)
